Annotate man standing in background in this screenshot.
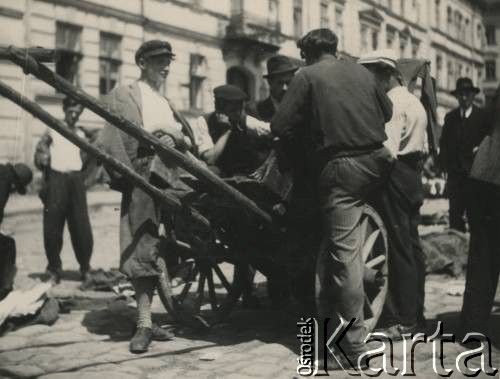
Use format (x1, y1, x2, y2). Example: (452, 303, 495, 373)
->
(439, 78, 489, 232)
(34, 96, 93, 285)
(359, 49, 428, 338)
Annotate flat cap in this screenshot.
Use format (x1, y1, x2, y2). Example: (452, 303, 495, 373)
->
(135, 40, 175, 64)
(358, 49, 398, 69)
(213, 84, 247, 101)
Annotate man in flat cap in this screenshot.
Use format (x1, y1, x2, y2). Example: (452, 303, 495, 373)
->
(0, 163, 33, 300)
(439, 77, 489, 232)
(272, 29, 393, 371)
(192, 83, 272, 307)
(246, 55, 299, 122)
(192, 84, 271, 177)
(99, 39, 196, 353)
(359, 49, 428, 339)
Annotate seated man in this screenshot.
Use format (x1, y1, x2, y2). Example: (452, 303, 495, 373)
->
(192, 84, 272, 177)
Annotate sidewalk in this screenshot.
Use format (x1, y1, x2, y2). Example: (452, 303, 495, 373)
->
(4, 189, 121, 218)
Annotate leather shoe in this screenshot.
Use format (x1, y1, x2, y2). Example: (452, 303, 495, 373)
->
(130, 327, 153, 354)
(152, 324, 174, 341)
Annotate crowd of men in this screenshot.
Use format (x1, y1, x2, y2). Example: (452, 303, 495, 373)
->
(1, 26, 500, 367)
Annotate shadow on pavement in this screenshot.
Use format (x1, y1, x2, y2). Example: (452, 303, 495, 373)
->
(29, 269, 82, 282)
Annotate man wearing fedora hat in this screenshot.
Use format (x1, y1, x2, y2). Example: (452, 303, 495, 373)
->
(439, 77, 489, 232)
(0, 163, 33, 300)
(99, 39, 199, 353)
(359, 49, 428, 338)
(246, 55, 299, 123)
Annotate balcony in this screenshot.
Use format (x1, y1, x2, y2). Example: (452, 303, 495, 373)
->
(224, 11, 282, 53)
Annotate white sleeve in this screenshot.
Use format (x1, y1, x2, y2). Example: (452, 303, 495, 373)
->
(192, 116, 214, 155)
(246, 115, 271, 137)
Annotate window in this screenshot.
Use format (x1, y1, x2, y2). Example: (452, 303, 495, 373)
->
(99, 32, 121, 95)
(447, 7, 453, 35)
(269, 0, 279, 23)
(320, 0, 329, 28)
(411, 41, 419, 59)
(371, 29, 379, 50)
(486, 60, 497, 80)
(435, 0, 440, 28)
(436, 54, 443, 85)
(399, 0, 404, 16)
(399, 37, 407, 58)
(465, 18, 470, 44)
(486, 25, 496, 45)
(55, 22, 82, 88)
(387, 0, 392, 10)
(457, 63, 463, 78)
(386, 28, 395, 49)
(189, 54, 206, 110)
(361, 25, 369, 53)
(447, 60, 454, 89)
(477, 24, 484, 47)
(293, 0, 303, 37)
(334, 5, 344, 50)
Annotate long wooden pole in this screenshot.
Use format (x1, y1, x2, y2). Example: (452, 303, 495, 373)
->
(0, 47, 54, 62)
(0, 80, 211, 231)
(5, 46, 273, 229)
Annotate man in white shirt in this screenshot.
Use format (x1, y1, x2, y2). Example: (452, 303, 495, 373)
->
(34, 96, 93, 286)
(359, 49, 428, 338)
(99, 40, 196, 354)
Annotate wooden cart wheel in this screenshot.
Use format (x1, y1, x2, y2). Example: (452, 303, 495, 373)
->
(315, 204, 388, 333)
(156, 237, 243, 328)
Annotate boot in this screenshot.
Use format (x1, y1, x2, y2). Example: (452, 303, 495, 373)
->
(129, 327, 153, 354)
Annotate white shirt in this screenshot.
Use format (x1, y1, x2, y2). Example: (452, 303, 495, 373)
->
(192, 114, 271, 155)
(138, 81, 181, 134)
(461, 106, 473, 119)
(49, 128, 85, 172)
(385, 86, 428, 158)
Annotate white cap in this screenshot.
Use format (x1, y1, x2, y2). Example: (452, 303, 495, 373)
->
(357, 49, 398, 69)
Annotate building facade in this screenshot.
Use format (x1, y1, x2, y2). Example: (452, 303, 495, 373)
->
(481, 0, 500, 104)
(0, 0, 486, 164)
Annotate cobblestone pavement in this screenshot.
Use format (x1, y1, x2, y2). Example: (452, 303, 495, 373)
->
(1, 201, 499, 378)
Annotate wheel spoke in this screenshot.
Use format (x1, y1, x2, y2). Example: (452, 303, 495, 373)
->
(194, 271, 206, 313)
(365, 255, 385, 269)
(362, 230, 381, 262)
(206, 268, 219, 311)
(213, 263, 233, 294)
(177, 267, 199, 305)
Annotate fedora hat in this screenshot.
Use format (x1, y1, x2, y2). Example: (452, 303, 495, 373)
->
(263, 55, 298, 78)
(451, 77, 480, 96)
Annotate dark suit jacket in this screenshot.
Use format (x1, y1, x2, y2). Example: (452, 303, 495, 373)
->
(470, 88, 500, 186)
(246, 97, 276, 123)
(439, 105, 489, 176)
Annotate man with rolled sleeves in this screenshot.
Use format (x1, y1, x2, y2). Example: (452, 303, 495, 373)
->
(99, 40, 196, 353)
(439, 78, 489, 232)
(271, 29, 393, 370)
(246, 55, 298, 122)
(191, 84, 272, 307)
(359, 49, 428, 338)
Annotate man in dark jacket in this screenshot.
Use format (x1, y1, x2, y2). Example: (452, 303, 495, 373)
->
(458, 85, 499, 341)
(271, 28, 393, 370)
(99, 40, 193, 353)
(0, 163, 32, 300)
(246, 55, 298, 122)
(439, 78, 489, 232)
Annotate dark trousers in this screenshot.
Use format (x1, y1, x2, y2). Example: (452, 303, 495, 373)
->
(316, 147, 393, 355)
(447, 173, 473, 232)
(43, 169, 93, 274)
(0, 233, 16, 300)
(459, 180, 500, 337)
(376, 159, 426, 327)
